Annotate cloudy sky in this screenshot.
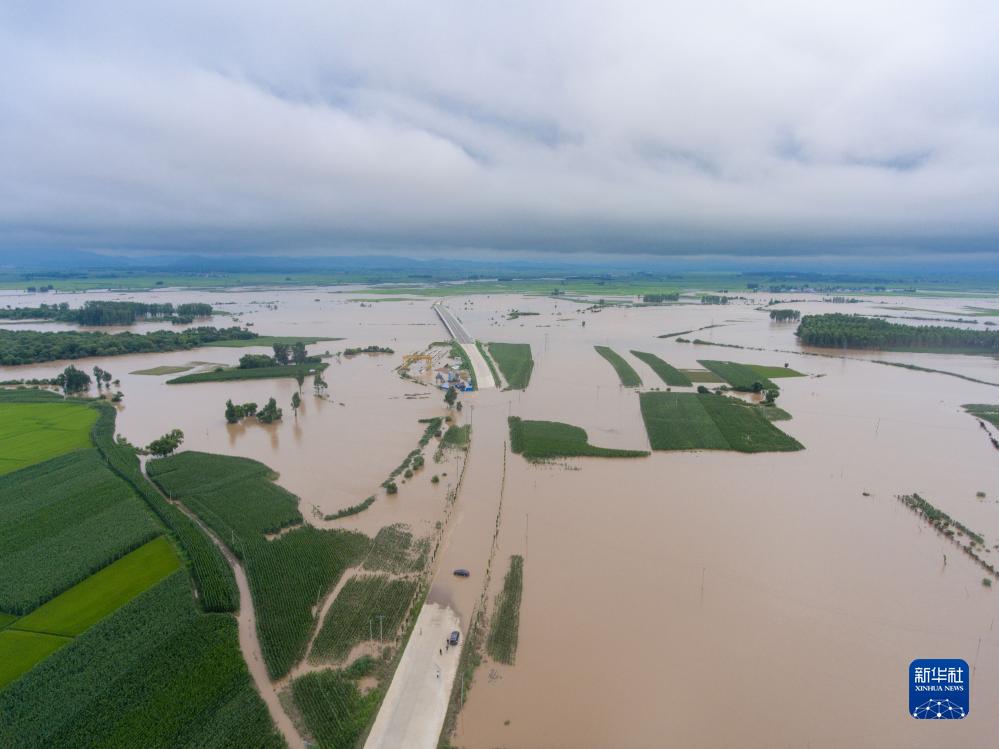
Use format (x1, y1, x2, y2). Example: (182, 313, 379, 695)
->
(1, 1, 998, 257)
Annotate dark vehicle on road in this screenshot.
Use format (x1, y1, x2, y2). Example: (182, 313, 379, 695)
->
(449, 630, 460, 646)
(453, 568, 470, 577)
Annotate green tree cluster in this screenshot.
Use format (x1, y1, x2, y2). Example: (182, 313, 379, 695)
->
(0, 326, 257, 365)
(55, 365, 91, 394)
(797, 314, 999, 352)
(257, 398, 283, 424)
(147, 429, 184, 457)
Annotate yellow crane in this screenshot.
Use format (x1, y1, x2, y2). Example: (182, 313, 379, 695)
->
(402, 353, 433, 376)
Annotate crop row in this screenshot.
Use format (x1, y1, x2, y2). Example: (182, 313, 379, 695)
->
(292, 668, 380, 749)
(310, 574, 419, 661)
(486, 555, 524, 665)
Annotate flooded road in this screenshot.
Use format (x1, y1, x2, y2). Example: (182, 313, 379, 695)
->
(4, 287, 999, 747)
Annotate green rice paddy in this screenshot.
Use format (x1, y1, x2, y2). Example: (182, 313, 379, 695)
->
(10, 536, 180, 637)
(0, 536, 181, 686)
(0, 402, 97, 475)
(0, 630, 71, 689)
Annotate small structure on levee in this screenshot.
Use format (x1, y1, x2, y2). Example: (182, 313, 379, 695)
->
(435, 365, 474, 391)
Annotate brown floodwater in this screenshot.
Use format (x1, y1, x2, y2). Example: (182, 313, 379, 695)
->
(3, 288, 999, 748)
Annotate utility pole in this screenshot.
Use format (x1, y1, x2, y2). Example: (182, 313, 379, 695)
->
(369, 619, 373, 640)
(378, 615, 385, 640)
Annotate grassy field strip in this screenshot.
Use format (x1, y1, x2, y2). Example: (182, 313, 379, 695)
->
(486, 555, 524, 665)
(0, 612, 17, 628)
(509, 417, 649, 460)
(0, 402, 97, 475)
(681, 369, 724, 383)
(639, 392, 803, 453)
(206, 335, 341, 348)
(746, 364, 804, 378)
(630, 350, 692, 386)
(475, 341, 503, 387)
(0, 630, 72, 688)
(129, 364, 194, 375)
(10, 536, 181, 637)
(485, 342, 534, 390)
(167, 361, 326, 384)
(698, 360, 778, 391)
(594, 345, 642, 387)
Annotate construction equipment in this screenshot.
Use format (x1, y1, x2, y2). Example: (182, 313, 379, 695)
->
(402, 353, 433, 375)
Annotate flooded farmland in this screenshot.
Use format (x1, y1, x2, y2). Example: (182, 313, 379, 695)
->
(3, 287, 999, 748)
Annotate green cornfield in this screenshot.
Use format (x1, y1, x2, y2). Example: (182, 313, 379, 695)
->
(0, 449, 160, 614)
(0, 572, 284, 748)
(594, 346, 642, 387)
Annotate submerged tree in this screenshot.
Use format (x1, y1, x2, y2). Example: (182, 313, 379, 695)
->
(444, 385, 457, 408)
(313, 372, 327, 395)
(56, 365, 91, 394)
(291, 391, 301, 418)
(292, 341, 308, 364)
(272, 342, 290, 365)
(258, 397, 283, 424)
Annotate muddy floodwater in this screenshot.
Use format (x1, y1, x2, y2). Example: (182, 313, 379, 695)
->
(3, 287, 999, 747)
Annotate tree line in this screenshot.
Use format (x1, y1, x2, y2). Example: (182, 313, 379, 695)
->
(642, 293, 680, 303)
(769, 309, 801, 322)
(796, 313, 999, 352)
(0, 326, 257, 365)
(0, 301, 213, 326)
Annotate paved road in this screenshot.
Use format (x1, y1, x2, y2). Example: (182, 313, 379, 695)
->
(432, 302, 496, 389)
(432, 302, 473, 344)
(363, 603, 461, 749)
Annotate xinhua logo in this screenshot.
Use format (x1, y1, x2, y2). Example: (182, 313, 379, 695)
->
(909, 659, 969, 719)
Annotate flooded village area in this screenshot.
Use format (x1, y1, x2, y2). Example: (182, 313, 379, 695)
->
(3, 285, 999, 748)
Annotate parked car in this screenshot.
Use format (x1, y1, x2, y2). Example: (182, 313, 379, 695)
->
(453, 568, 470, 577)
(449, 630, 460, 646)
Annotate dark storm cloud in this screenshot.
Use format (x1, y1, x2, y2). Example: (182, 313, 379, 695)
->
(1, 1, 998, 256)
